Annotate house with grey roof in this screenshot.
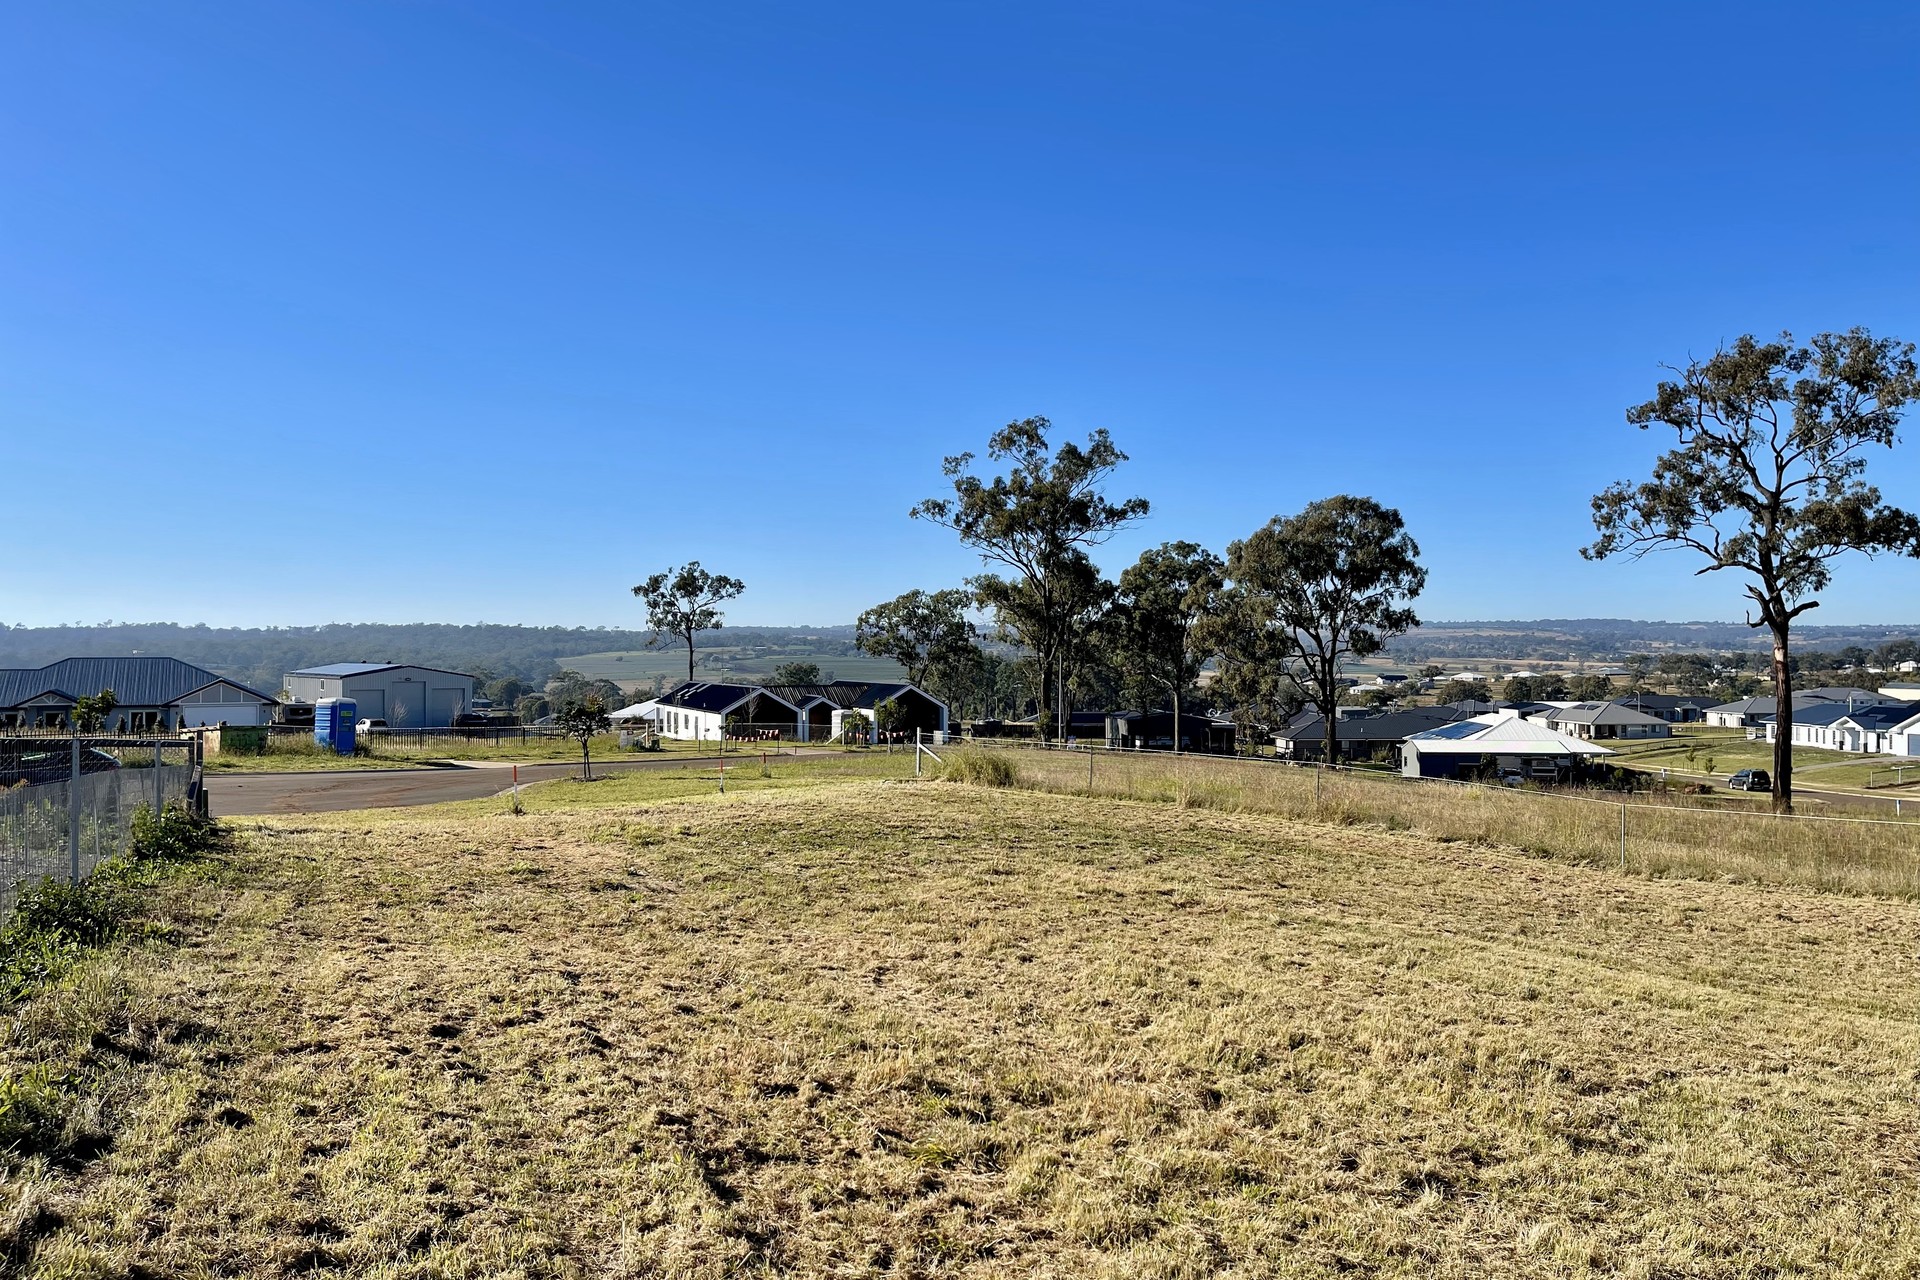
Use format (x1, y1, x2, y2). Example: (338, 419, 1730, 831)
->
(1541, 702, 1672, 741)
(0, 657, 278, 732)
(1757, 701, 1920, 755)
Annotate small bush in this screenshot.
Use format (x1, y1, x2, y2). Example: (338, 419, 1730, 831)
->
(129, 802, 220, 863)
(6, 878, 119, 949)
(942, 752, 1020, 788)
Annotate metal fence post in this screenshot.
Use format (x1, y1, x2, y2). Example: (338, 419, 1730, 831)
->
(155, 737, 165, 814)
(1619, 801, 1627, 871)
(1088, 747, 1095, 794)
(69, 735, 81, 885)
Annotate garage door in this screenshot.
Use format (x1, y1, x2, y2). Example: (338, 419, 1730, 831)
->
(430, 688, 464, 725)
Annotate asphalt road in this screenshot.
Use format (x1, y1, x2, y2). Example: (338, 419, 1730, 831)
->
(207, 755, 747, 815)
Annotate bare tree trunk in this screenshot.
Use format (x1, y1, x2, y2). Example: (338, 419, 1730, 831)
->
(1172, 685, 1181, 756)
(1771, 625, 1793, 814)
(581, 739, 592, 781)
(686, 636, 696, 685)
(1038, 647, 1054, 744)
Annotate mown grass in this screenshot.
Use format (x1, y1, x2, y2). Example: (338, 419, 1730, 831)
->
(4, 763, 1920, 1276)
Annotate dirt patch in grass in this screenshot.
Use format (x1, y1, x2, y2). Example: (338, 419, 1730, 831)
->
(8, 777, 1920, 1276)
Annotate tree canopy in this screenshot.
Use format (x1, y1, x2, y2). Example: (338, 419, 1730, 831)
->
(854, 589, 978, 688)
(1104, 542, 1225, 739)
(913, 417, 1146, 738)
(631, 562, 746, 685)
(1211, 497, 1425, 766)
(1585, 329, 1920, 811)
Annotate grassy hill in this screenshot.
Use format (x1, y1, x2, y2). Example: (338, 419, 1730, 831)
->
(7, 757, 1919, 1275)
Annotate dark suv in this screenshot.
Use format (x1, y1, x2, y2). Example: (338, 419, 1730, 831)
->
(1728, 768, 1772, 793)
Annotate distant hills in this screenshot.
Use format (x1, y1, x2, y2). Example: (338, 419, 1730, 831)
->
(1, 617, 1916, 692)
(1388, 618, 1920, 662)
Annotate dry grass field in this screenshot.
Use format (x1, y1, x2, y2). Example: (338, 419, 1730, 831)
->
(6, 756, 1920, 1277)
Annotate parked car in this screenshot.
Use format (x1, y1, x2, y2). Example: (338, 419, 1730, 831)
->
(1728, 768, 1772, 793)
(356, 718, 388, 735)
(0, 742, 122, 788)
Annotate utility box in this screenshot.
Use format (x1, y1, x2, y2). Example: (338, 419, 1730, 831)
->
(315, 698, 358, 755)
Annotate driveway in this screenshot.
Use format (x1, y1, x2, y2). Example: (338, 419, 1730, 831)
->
(208, 754, 753, 815)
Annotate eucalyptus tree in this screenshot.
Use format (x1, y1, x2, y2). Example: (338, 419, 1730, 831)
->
(1106, 542, 1226, 751)
(854, 589, 978, 688)
(631, 562, 746, 685)
(1584, 330, 1920, 812)
(1209, 497, 1425, 766)
(912, 417, 1148, 739)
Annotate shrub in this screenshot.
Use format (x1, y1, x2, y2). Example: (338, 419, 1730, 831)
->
(942, 751, 1020, 788)
(129, 801, 220, 863)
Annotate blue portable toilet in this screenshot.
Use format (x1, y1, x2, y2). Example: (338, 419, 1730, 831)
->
(315, 697, 358, 755)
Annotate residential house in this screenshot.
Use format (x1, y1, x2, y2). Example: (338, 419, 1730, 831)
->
(1758, 701, 1919, 755)
(1106, 710, 1235, 753)
(615, 682, 802, 741)
(0, 657, 279, 732)
(766, 681, 950, 742)
(1400, 712, 1614, 781)
(1274, 706, 1464, 762)
(1543, 702, 1672, 740)
(1611, 692, 1711, 723)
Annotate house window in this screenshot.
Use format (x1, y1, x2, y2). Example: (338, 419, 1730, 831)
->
(35, 710, 66, 729)
(128, 711, 162, 732)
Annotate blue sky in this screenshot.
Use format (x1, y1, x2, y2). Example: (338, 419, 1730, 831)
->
(5, 1, 1919, 628)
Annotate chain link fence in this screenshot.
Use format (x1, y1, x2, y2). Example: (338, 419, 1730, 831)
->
(0, 739, 199, 918)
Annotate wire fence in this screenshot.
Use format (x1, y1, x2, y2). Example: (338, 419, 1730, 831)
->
(0, 753, 196, 917)
(939, 738, 1920, 899)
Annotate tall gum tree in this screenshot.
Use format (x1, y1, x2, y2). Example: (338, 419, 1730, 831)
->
(1209, 497, 1425, 767)
(912, 417, 1147, 740)
(1584, 330, 1920, 814)
(631, 562, 746, 685)
(1106, 542, 1226, 751)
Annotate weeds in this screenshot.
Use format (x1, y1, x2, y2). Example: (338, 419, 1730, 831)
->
(940, 750, 1021, 788)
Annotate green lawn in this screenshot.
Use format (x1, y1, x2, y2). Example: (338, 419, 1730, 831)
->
(1607, 727, 1900, 790)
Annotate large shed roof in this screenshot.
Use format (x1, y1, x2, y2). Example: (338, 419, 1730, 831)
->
(289, 662, 477, 680)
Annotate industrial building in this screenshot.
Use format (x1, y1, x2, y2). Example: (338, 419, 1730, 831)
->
(283, 663, 478, 727)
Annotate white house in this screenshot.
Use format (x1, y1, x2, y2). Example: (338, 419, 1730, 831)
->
(763, 681, 951, 742)
(1759, 701, 1920, 755)
(614, 682, 801, 741)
